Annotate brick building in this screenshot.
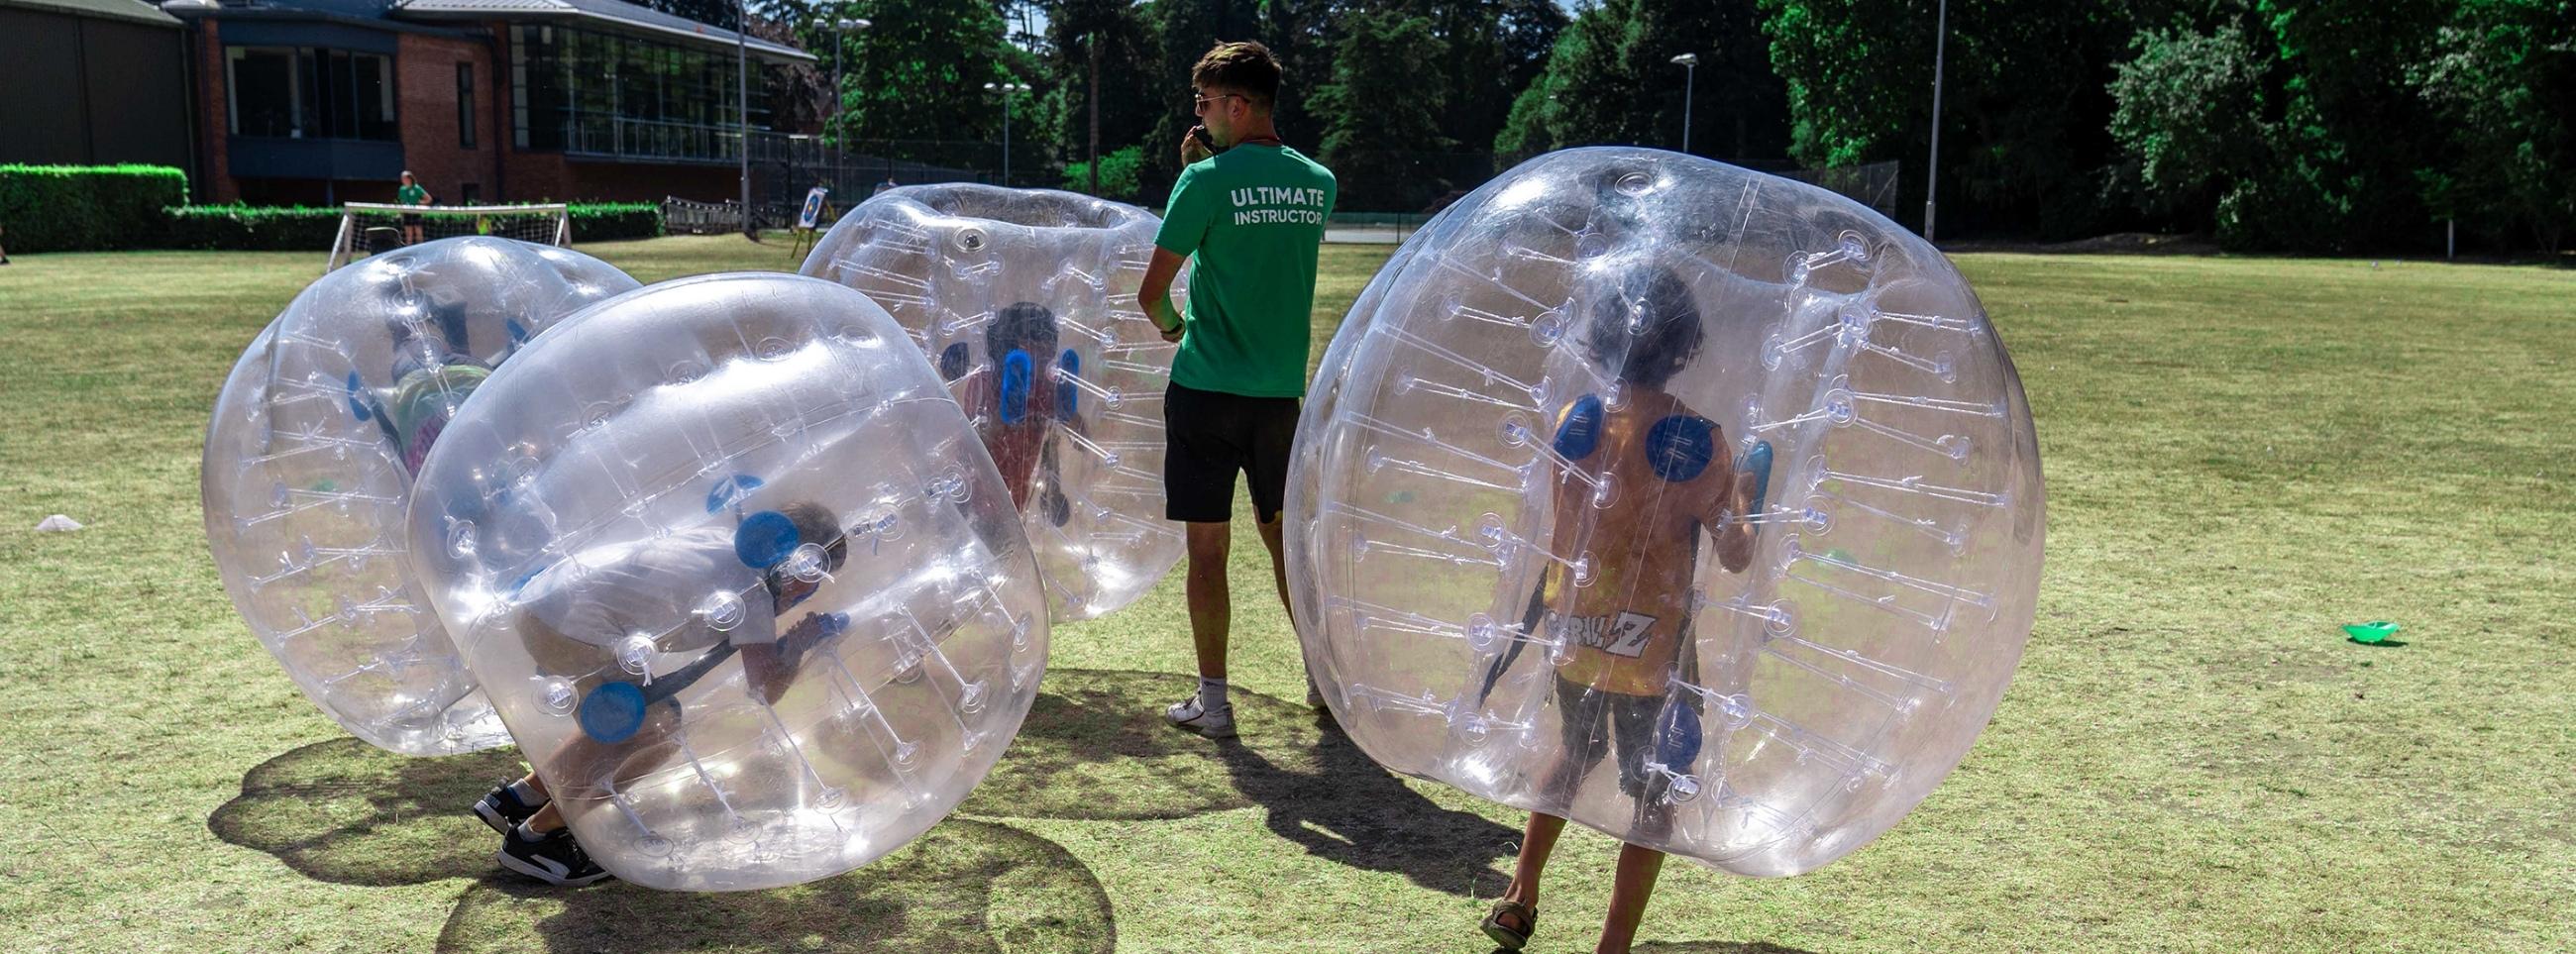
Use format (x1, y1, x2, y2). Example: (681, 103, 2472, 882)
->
(0, 0, 193, 169)
(161, 0, 811, 206)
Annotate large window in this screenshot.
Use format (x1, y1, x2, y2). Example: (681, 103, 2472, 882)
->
(457, 62, 477, 149)
(227, 47, 395, 141)
(510, 25, 769, 161)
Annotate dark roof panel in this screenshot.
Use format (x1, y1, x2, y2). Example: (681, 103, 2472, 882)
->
(391, 0, 813, 62)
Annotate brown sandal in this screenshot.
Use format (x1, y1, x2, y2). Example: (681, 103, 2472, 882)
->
(1480, 900, 1536, 951)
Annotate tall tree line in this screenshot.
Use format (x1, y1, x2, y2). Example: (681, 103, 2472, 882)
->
(754, 0, 2571, 253)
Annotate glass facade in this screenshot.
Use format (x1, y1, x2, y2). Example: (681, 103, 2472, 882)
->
(509, 25, 771, 162)
(227, 47, 397, 141)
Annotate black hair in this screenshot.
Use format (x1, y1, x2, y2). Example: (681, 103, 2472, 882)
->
(986, 300, 1060, 360)
(777, 500, 849, 573)
(1579, 265, 1702, 390)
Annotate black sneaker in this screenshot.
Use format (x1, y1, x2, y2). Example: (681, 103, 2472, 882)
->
(473, 783, 546, 835)
(495, 827, 614, 887)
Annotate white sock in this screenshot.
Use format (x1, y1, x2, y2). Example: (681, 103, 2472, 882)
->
(513, 819, 550, 842)
(1199, 677, 1230, 712)
(507, 779, 546, 804)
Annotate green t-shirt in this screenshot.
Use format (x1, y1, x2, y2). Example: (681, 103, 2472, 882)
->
(1153, 144, 1337, 398)
(398, 183, 428, 205)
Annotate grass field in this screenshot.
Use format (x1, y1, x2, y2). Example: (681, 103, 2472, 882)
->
(0, 235, 2569, 953)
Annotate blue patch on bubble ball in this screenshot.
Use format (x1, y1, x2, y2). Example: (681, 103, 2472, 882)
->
(1738, 440, 1773, 516)
(733, 509, 802, 570)
(705, 474, 765, 513)
(1053, 349, 1081, 421)
(1553, 393, 1605, 460)
(578, 682, 648, 743)
(1000, 349, 1033, 424)
(345, 371, 372, 421)
(1646, 415, 1717, 482)
(1656, 700, 1702, 768)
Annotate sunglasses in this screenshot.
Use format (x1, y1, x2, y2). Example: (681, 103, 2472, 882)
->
(1192, 93, 1244, 113)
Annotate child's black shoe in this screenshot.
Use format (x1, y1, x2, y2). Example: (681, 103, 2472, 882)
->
(495, 826, 613, 887)
(472, 783, 546, 835)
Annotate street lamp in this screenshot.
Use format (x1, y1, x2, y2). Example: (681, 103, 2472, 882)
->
(985, 81, 1030, 186)
(1925, 0, 1949, 242)
(737, 0, 750, 238)
(1669, 53, 1698, 156)
(814, 15, 872, 196)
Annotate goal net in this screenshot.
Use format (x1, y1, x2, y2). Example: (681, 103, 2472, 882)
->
(327, 202, 572, 272)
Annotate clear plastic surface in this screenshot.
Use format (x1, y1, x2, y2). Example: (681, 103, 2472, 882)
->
(801, 184, 1183, 620)
(201, 237, 640, 755)
(1286, 149, 2046, 876)
(407, 273, 1050, 891)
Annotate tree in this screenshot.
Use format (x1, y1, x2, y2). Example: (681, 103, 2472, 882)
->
(835, 0, 1017, 167)
(1314, 11, 1452, 211)
(2411, 0, 2575, 253)
(1494, 0, 1788, 164)
(2108, 0, 2459, 252)
(2106, 22, 2267, 231)
(1762, 0, 2171, 238)
(1365, 0, 1564, 180)
(1041, 0, 1160, 191)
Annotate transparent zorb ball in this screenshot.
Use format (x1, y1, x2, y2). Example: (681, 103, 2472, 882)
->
(201, 237, 638, 755)
(408, 273, 1050, 891)
(1287, 149, 2045, 875)
(803, 184, 1183, 620)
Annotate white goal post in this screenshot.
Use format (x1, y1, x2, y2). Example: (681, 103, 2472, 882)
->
(327, 202, 573, 272)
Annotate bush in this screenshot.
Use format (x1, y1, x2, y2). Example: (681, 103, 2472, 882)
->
(164, 204, 342, 251)
(570, 202, 661, 241)
(1062, 146, 1144, 203)
(160, 202, 663, 251)
(0, 164, 189, 253)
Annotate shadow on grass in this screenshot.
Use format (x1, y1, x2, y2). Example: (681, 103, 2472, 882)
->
(434, 818, 1113, 954)
(208, 737, 529, 886)
(1632, 943, 1824, 954)
(965, 668, 1519, 898)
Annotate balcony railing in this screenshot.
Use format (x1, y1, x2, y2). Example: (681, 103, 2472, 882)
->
(556, 117, 804, 165)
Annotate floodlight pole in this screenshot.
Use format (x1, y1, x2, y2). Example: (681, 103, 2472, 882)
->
(818, 16, 872, 198)
(1669, 53, 1698, 156)
(986, 82, 1029, 186)
(1087, 33, 1101, 195)
(737, 0, 752, 239)
(1924, 0, 1948, 243)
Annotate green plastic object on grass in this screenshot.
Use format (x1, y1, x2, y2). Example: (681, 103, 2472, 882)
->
(2343, 621, 2401, 644)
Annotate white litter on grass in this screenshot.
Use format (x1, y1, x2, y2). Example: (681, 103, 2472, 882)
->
(35, 514, 83, 532)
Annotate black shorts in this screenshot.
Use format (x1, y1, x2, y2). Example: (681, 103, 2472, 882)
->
(1555, 673, 1677, 800)
(401, 213, 424, 228)
(1162, 381, 1298, 523)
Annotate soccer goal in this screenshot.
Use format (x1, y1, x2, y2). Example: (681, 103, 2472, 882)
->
(326, 202, 572, 272)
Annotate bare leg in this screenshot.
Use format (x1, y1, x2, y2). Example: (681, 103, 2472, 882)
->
(1185, 521, 1232, 681)
(1496, 811, 1567, 935)
(526, 799, 566, 833)
(1257, 513, 1292, 630)
(1593, 842, 1667, 954)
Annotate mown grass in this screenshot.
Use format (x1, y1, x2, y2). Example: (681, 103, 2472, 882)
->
(0, 237, 2567, 953)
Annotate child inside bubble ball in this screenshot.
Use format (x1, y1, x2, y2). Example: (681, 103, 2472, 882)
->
(1475, 265, 1766, 953)
(469, 500, 850, 886)
(944, 300, 1079, 527)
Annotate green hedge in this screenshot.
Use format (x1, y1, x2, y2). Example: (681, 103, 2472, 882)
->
(571, 202, 661, 241)
(164, 204, 342, 251)
(162, 202, 664, 251)
(0, 164, 189, 253)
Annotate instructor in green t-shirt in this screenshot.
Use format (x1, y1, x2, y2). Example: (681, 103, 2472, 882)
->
(397, 170, 433, 246)
(1138, 40, 1337, 739)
